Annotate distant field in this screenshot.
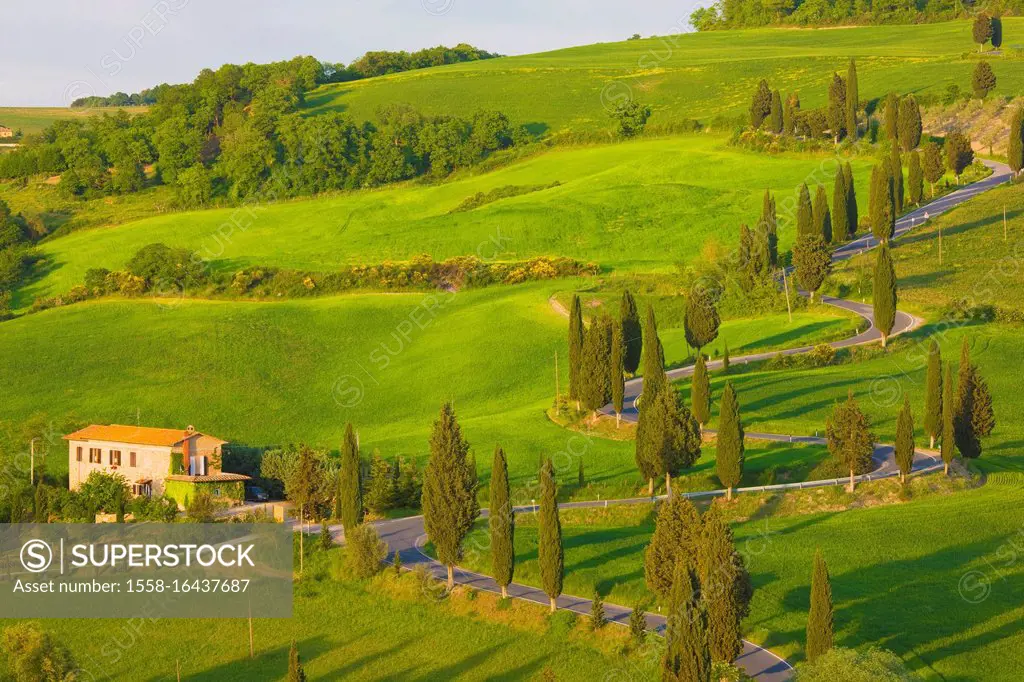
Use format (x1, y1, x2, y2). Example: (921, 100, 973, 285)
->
(0, 281, 855, 496)
(19, 134, 877, 306)
(304, 20, 1024, 133)
(0, 106, 146, 135)
(444, 480, 1024, 679)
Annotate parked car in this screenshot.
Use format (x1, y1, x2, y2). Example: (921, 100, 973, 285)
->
(245, 485, 270, 502)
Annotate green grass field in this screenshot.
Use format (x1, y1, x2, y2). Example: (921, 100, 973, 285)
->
(16, 134, 877, 307)
(304, 20, 1024, 133)
(0, 106, 145, 136)
(443, 480, 1024, 680)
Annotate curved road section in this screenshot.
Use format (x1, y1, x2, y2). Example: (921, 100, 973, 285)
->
(370, 160, 1011, 681)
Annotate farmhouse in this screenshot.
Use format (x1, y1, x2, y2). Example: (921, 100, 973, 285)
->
(64, 424, 249, 507)
(0, 126, 13, 138)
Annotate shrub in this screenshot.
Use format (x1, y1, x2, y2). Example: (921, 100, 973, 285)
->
(793, 646, 919, 681)
(1, 623, 77, 682)
(345, 524, 388, 579)
(546, 609, 578, 639)
(185, 489, 217, 522)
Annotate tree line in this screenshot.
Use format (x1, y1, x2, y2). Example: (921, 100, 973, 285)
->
(0, 55, 527, 208)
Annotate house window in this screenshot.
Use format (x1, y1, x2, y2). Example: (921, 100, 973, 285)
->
(110, 450, 122, 466)
(129, 452, 137, 467)
(89, 448, 101, 464)
(76, 446, 83, 462)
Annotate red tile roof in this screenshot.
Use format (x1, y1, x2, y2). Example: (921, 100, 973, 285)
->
(63, 424, 208, 447)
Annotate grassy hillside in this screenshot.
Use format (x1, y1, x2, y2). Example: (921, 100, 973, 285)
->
(19, 135, 877, 306)
(444, 480, 1024, 680)
(0, 282, 853, 494)
(0, 106, 145, 135)
(304, 20, 1024, 133)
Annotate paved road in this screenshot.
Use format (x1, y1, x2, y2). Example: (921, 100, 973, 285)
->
(310, 160, 1011, 681)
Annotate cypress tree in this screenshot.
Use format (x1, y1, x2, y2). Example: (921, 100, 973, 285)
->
(844, 162, 858, 238)
(908, 150, 923, 206)
(337, 423, 363, 531)
(662, 559, 711, 682)
(423, 402, 480, 589)
(945, 130, 975, 184)
(590, 590, 607, 630)
(578, 458, 585, 488)
(825, 391, 876, 492)
(716, 383, 745, 501)
(684, 285, 720, 351)
(797, 183, 814, 238)
(642, 387, 703, 496)
(1009, 107, 1024, 177)
(813, 184, 832, 243)
(581, 314, 613, 415)
(895, 396, 915, 483)
(621, 290, 643, 374)
(792, 235, 832, 303)
(924, 340, 942, 449)
(288, 641, 306, 682)
(641, 305, 667, 397)
(722, 342, 730, 374)
(941, 363, 956, 475)
(806, 550, 834, 663)
(883, 92, 899, 142)
(890, 145, 904, 213)
(993, 16, 1004, 49)
(870, 163, 895, 243)
(697, 505, 753, 663)
(846, 59, 858, 139)
(897, 95, 922, 152)
(490, 445, 514, 599)
(972, 61, 997, 99)
(827, 72, 847, 143)
(760, 189, 779, 267)
(832, 168, 849, 243)
(955, 339, 996, 460)
(923, 141, 944, 197)
(691, 353, 711, 428)
(611, 320, 626, 426)
(644, 493, 701, 601)
(784, 92, 801, 136)
(873, 244, 897, 347)
(538, 458, 563, 612)
(769, 90, 784, 134)
(750, 79, 772, 129)
(568, 295, 585, 409)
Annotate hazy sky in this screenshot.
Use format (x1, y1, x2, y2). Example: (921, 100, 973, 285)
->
(0, 0, 699, 106)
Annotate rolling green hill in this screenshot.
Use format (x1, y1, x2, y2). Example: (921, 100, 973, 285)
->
(0, 106, 146, 136)
(304, 20, 1024, 133)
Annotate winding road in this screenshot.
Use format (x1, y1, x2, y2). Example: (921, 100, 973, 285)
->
(348, 160, 1011, 681)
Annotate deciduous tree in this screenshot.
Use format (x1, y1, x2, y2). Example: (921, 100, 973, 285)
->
(973, 61, 996, 99)
(973, 12, 994, 52)
(825, 391, 876, 491)
(792, 235, 832, 303)
(944, 131, 974, 184)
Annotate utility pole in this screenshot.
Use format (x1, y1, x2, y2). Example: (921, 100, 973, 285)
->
(1004, 205, 1008, 242)
(299, 503, 304, 576)
(939, 226, 943, 265)
(29, 437, 39, 485)
(248, 601, 255, 659)
(553, 350, 560, 406)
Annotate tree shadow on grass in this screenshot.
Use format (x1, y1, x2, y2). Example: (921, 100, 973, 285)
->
(158, 634, 333, 682)
(897, 209, 1024, 248)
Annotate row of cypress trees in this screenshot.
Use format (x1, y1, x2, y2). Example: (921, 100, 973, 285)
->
(751, 59, 860, 141)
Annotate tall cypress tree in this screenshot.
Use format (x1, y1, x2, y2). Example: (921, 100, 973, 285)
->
(697, 505, 753, 663)
(806, 550, 834, 662)
(644, 493, 701, 601)
(750, 79, 772, 129)
(490, 445, 514, 598)
(641, 305, 667, 397)
(337, 422, 363, 531)
(825, 391, 876, 492)
(923, 141, 944, 197)
(636, 306, 667, 493)
(895, 396, 915, 483)
(769, 90, 784, 134)
(827, 72, 847, 143)
(642, 387, 702, 496)
(873, 244, 897, 347)
(797, 183, 814, 238)
(662, 559, 711, 682)
(954, 339, 996, 460)
(908, 150, 923, 206)
(1009, 106, 1024, 176)
(423, 402, 480, 589)
(761, 189, 778, 267)
(538, 458, 563, 612)
(611, 320, 626, 427)
(844, 162, 858, 237)
(870, 163, 895, 243)
(941, 363, 956, 475)
(691, 353, 711, 428)
(883, 92, 899, 142)
(890, 145, 904, 213)
(924, 340, 942, 449)
(621, 290, 643, 374)
(581, 314, 613, 415)
(716, 382, 745, 500)
(897, 95, 922, 152)
(813, 184, 832, 243)
(568, 295, 584, 409)
(684, 285, 720, 351)
(832, 168, 849, 243)
(846, 59, 859, 140)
